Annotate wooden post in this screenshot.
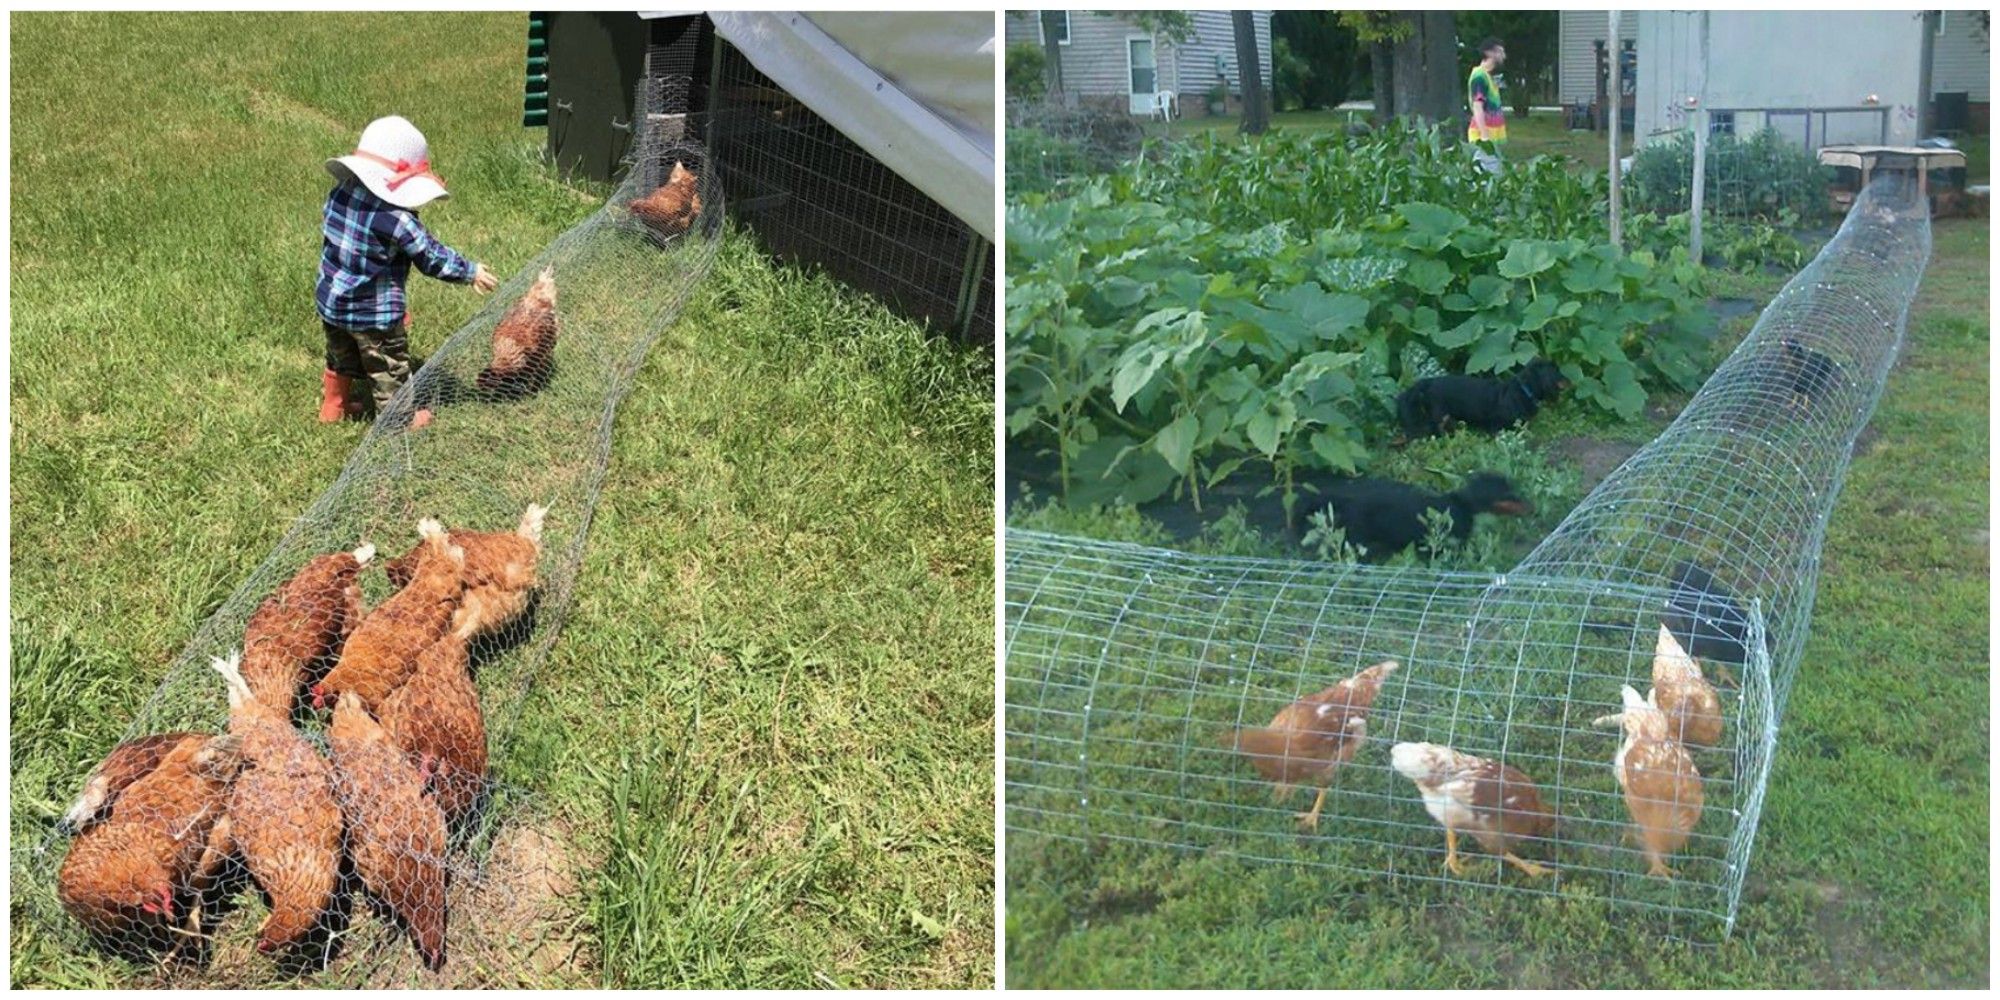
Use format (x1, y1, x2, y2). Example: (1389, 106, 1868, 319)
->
(1689, 11, 1709, 266)
(1608, 10, 1622, 248)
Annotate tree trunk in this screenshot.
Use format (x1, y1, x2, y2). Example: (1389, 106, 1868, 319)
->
(1233, 11, 1270, 134)
(1389, 13, 1424, 124)
(1370, 38, 1396, 122)
(1041, 11, 1066, 103)
(1421, 11, 1460, 132)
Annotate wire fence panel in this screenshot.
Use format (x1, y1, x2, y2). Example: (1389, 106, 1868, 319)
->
(15, 77, 721, 985)
(1004, 176, 1930, 938)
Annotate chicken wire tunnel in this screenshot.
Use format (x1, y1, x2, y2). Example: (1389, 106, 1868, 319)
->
(1005, 176, 1932, 937)
(14, 90, 723, 985)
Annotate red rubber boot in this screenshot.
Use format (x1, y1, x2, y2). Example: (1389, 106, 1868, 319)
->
(319, 369, 352, 423)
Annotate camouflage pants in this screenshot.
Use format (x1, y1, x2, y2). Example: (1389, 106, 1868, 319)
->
(324, 321, 411, 413)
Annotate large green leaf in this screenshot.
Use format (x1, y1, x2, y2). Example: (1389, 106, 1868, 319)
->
(1402, 257, 1453, 296)
(1435, 315, 1486, 349)
(1396, 201, 1468, 237)
(1109, 346, 1166, 412)
(1496, 240, 1562, 279)
(1153, 413, 1199, 475)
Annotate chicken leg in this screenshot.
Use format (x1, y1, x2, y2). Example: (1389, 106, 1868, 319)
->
(1503, 852, 1555, 878)
(1295, 788, 1328, 831)
(1443, 827, 1471, 876)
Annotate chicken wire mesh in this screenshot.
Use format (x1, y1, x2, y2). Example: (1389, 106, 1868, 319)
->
(705, 38, 994, 343)
(1004, 175, 1931, 938)
(14, 76, 721, 985)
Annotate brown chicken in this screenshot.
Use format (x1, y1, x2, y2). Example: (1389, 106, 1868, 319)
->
(475, 267, 558, 395)
(1390, 741, 1558, 878)
(329, 691, 449, 970)
(58, 731, 208, 835)
(211, 651, 343, 956)
(379, 632, 488, 826)
(57, 733, 242, 948)
(1603, 684, 1705, 878)
(312, 519, 465, 713)
(1228, 660, 1397, 830)
(1647, 624, 1724, 747)
(241, 544, 375, 716)
(384, 504, 546, 644)
(627, 160, 702, 238)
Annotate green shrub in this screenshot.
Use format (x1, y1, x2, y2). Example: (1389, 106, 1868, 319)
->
(1625, 127, 1833, 222)
(1006, 157, 1711, 513)
(1005, 42, 1046, 103)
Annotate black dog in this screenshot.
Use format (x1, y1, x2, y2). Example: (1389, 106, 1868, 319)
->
(1395, 359, 1568, 444)
(1663, 560, 1767, 665)
(1307, 472, 1533, 560)
(1774, 337, 1845, 408)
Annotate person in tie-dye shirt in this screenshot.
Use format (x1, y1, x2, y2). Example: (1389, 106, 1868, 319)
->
(1467, 38, 1507, 173)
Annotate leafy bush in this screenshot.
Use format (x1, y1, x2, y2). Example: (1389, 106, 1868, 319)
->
(1127, 120, 1610, 242)
(1625, 127, 1833, 223)
(1006, 152, 1712, 511)
(1625, 211, 1810, 273)
(1005, 42, 1046, 103)
(1006, 127, 1094, 196)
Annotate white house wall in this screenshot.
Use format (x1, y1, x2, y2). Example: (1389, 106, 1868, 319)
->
(1633, 10, 1925, 148)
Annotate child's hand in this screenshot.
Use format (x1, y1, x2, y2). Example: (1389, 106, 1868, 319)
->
(472, 264, 499, 293)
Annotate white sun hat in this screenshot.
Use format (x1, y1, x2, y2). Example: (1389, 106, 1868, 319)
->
(325, 115, 449, 209)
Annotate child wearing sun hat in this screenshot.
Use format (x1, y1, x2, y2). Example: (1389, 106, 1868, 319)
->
(316, 115, 497, 426)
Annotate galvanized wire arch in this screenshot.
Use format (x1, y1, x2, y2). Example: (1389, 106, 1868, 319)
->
(1005, 175, 1930, 937)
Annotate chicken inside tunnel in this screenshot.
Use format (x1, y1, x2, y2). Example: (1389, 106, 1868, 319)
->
(21, 109, 726, 983)
(1005, 533, 1779, 931)
(1006, 175, 1931, 940)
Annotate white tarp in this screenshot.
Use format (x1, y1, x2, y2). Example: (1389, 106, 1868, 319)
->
(644, 11, 995, 241)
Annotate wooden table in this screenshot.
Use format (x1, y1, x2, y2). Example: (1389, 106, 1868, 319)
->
(1817, 144, 1968, 201)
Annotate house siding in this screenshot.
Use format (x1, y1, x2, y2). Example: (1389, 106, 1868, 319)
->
(1931, 11, 1989, 102)
(1558, 11, 1638, 107)
(1006, 10, 1271, 111)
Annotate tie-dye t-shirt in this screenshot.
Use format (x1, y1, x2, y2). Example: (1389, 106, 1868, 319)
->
(1467, 66, 1506, 143)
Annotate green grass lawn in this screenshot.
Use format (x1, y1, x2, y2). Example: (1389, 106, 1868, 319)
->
(1003, 216, 1988, 987)
(10, 11, 993, 988)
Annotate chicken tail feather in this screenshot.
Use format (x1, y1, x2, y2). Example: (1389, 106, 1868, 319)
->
(517, 503, 549, 544)
(352, 542, 377, 565)
(209, 650, 254, 709)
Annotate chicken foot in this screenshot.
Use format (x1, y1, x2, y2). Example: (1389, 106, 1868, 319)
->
(1294, 788, 1328, 832)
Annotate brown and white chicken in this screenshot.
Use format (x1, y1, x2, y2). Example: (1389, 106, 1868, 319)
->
(58, 732, 208, 836)
(1390, 741, 1558, 878)
(379, 632, 488, 827)
(1646, 624, 1724, 748)
(57, 733, 242, 948)
(1602, 684, 1705, 878)
(384, 504, 546, 645)
(313, 519, 465, 714)
(1229, 660, 1397, 830)
(475, 267, 558, 395)
(329, 691, 449, 971)
(212, 651, 343, 956)
(627, 160, 702, 238)
(241, 544, 374, 716)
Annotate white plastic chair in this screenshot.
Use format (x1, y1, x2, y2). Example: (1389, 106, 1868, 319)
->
(1151, 91, 1178, 122)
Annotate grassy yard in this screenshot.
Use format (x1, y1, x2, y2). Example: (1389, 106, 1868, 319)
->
(1004, 217, 1987, 987)
(10, 11, 993, 988)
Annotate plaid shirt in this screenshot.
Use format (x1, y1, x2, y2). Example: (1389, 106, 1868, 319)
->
(316, 181, 475, 329)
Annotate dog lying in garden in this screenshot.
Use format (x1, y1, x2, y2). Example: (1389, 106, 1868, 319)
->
(1306, 472, 1532, 560)
(1394, 359, 1569, 444)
